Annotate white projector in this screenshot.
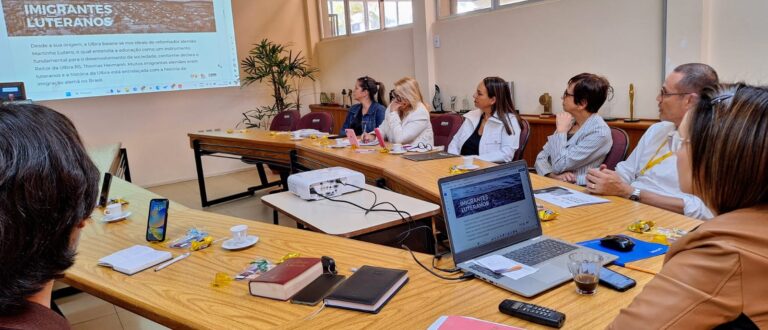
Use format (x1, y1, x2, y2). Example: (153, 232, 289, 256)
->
(287, 167, 366, 200)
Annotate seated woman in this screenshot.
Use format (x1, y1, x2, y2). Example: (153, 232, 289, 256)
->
(368, 77, 434, 146)
(339, 76, 387, 137)
(534, 73, 613, 185)
(0, 104, 99, 328)
(447, 77, 521, 163)
(608, 83, 768, 329)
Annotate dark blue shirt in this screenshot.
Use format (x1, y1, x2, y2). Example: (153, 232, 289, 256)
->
(339, 102, 386, 136)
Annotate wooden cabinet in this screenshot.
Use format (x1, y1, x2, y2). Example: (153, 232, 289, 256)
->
(520, 114, 657, 166)
(309, 104, 349, 134)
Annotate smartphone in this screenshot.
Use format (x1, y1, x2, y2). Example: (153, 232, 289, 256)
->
(290, 273, 345, 306)
(599, 267, 636, 292)
(146, 198, 169, 242)
(98, 173, 112, 207)
(373, 128, 387, 148)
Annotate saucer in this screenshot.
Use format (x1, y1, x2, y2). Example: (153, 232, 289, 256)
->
(102, 211, 131, 222)
(389, 150, 407, 155)
(330, 144, 347, 148)
(222, 235, 259, 250)
(290, 137, 304, 141)
(457, 164, 480, 170)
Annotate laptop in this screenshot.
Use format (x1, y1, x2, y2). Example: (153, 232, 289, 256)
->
(438, 160, 616, 297)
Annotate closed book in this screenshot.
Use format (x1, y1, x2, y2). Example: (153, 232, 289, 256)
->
(324, 265, 408, 314)
(98, 245, 172, 275)
(248, 257, 322, 300)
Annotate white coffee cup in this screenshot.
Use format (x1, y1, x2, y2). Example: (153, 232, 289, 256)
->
(391, 143, 404, 153)
(463, 156, 474, 168)
(292, 131, 301, 139)
(230, 224, 248, 243)
(104, 202, 123, 218)
(336, 138, 345, 146)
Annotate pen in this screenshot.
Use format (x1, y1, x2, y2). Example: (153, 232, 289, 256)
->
(155, 252, 190, 272)
(623, 264, 657, 275)
(493, 265, 522, 274)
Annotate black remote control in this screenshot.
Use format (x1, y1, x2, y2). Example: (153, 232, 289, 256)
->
(499, 299, 566, 328)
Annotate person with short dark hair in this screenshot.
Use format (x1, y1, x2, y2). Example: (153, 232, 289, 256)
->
(586, 63, 718, 219)
(339, 76, 387, 137)
(534, 73, 613, 185)
(448, 77, 521, 163)
(608, 83, 768, 329)
(0, 104, 99, 329)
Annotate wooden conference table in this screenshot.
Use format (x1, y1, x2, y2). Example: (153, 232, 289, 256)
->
(60, 130, 703, 328)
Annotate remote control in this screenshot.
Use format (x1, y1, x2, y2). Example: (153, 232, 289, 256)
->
(499, 299, 566, 328)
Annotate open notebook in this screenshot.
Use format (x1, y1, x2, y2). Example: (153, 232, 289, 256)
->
(98, 245, 172, 275)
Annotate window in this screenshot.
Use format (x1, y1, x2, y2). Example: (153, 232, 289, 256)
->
(438, 0, 532, 19)
(321, 0, 412, 38)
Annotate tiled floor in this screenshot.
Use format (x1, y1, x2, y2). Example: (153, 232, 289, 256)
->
(56, 168, 290, 329)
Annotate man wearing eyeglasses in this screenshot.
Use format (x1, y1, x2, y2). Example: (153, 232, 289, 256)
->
(585, 63, 718, 220)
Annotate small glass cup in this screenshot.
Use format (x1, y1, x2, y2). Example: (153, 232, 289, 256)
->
(567, 252, 604, 295)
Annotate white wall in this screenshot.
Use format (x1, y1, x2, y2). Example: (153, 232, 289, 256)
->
(40, 0, 314, 187)
(316, 27, 415, 98)
(433, 0, 663, 118)
(705, 0, 768, 84)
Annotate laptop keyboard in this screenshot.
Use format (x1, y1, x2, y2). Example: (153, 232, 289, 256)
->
(468, 264, 503, 279)
(502, 239, 578, 266)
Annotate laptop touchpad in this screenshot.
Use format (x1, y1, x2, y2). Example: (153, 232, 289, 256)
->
(534, 264, 569, 282)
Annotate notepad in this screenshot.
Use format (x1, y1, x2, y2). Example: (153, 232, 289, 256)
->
(98, 245, 172, 275)
(325, 265, 408, 314)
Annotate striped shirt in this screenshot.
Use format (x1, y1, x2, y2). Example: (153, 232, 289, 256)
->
(534, 114, 612, 186)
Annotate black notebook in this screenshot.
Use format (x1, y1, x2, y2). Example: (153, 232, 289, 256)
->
(324, 265, 408, 314)
(403, 151, 459, 162)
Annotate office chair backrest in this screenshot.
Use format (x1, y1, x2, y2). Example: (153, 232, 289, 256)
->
(270, 110, 300, 131)
(430, 114, 463, 148)
(513, 117, 530, 161)
(603, 127, 630, 170)
(297, 112, 333, 133)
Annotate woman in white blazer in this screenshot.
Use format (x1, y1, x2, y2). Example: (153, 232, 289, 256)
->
(448, 77, 521, 163)
(367, 77, 434, 146)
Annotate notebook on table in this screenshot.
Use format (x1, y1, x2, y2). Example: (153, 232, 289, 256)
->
(98, 245, 172, 275)
(438, 160, 616, 297)
(403, 151, 459, 161)
(324, 265, 408, 314)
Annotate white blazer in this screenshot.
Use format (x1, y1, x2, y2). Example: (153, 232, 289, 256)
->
(447, 109, 520, 163)
(378, 102, 434, 145)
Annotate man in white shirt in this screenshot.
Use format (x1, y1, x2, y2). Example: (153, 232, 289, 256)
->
(585, 63, 718, 219)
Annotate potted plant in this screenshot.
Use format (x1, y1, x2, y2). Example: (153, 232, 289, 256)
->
(238, 39, 318, 129)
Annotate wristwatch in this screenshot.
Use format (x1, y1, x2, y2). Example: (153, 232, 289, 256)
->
(628, 188, 641, 201)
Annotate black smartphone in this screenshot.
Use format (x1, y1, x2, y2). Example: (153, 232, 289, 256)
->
(146, 198, 169, 242)
(290, 273, 345, 306)
(599, 267, 636, 292)
(98, 173, 112, 207)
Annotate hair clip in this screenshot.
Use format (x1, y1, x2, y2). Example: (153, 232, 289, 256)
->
(710, 93, 734, 106)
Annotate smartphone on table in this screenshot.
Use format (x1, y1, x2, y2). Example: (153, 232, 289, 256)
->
(146, 198, 169, 242)
(290, 274, 346, 306)
(599, 267, 636, 292)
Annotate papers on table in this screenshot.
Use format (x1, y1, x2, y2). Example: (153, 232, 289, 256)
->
(533, 186, 610, 208)
(475, 255, 538, 280)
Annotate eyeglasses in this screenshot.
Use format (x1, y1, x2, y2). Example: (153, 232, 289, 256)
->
(659, 88, 693, 98)
(405, 142, 433, 152)
(563, 90, 574, 98)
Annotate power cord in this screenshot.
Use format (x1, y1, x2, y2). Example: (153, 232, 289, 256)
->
(401, 244, 474, 281)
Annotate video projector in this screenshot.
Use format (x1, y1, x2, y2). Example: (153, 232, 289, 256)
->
(287, 167, 366, 200)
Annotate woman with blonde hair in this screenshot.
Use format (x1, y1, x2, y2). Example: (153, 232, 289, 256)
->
(366, 77, 434, 146)
(608, 83, 768, 329)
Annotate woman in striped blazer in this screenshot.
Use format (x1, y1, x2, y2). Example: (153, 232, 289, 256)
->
(534, 73, 613, 186)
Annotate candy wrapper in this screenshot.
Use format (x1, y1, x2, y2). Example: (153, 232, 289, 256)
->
(168, 228, 209, 249)
(235, 258, 275, 281)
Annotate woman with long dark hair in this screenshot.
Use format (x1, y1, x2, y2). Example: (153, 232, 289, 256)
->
(339, 76, 387, 137)
(448, 77, 521, 163)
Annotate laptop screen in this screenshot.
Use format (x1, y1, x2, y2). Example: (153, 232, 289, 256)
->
(438, 161, 542, 264)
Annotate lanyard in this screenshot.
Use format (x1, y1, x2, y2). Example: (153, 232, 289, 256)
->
(640, 138, 673, 175)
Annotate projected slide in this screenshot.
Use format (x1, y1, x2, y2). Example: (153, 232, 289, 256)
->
(0, 0, 239, 101)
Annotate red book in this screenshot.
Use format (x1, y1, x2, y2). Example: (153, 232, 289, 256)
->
(248, 258, 322, 300)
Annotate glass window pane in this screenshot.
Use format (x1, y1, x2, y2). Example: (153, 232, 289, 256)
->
(367, 1, 380, 30)
(397, 0, 412, 25)
(349, 1, 365, 34)
(384, 0, 398, 28)
(325, 0, 346, 37)
(499, 0, 528, 5)
(456, 0, 491, 14)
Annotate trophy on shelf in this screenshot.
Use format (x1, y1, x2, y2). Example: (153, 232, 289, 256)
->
(348, 88, 354, 107)
(450, 96, 457, 112)
(538, 93, 553, 118)
(624, 83, 640, 122)
(341, 89, 348, 107)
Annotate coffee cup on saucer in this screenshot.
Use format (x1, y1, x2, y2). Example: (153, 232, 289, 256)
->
(230, 224, 248, 243)
(104, 202, 123, 217)
(291, 131, 302, 139)
(463, 156, 474, 167)
(222, 224, 259, 250)
(391, 143, 405, 153)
